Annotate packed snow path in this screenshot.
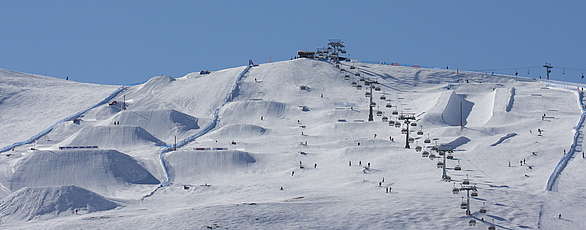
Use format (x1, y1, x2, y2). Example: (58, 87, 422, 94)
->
(0, 87, 127, 153)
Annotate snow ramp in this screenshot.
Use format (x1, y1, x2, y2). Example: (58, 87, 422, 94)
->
(423, 89, 497, 127)
(0, 185, 119, 222)
(60, 125, 166, 149)
(112, 109, 201, 142)
(8, 149, 159, 195)
(166, 150, 255, 183)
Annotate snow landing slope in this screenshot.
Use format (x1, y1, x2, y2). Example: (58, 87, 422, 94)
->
(0, 59, 584, 229)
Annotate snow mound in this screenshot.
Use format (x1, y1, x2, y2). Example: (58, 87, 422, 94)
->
(83, 103, 122, 120)
(61, 125, 166, 148)
(220, 100, 287, 124)
(166, 150, 256, 183)
(208, 124, 268, 138)
(8, 150, 159, 194)
(134, 75, 176, 95)
(0, 185, 119, 222)
(113, 109, 200, 142)
(438, 136, 471, 151)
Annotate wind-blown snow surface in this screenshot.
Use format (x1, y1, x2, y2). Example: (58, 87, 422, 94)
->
(0, 59, 585, 229)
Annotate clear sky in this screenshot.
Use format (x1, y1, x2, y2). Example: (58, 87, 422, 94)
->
(1, 0, 585, 85)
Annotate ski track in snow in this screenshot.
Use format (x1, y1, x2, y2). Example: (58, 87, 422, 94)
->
(0, 87, 127, 153)
(144, 66, 253, 197)
(545, 90, 585, 191)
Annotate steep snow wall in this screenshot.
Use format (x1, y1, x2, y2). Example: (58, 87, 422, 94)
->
(8, 150, 159, 194)
(0, 185, 119, 222)
(113, 109, 200, 142)
(220, 100, 287, 124)
(207, 124, 268, 138)
(166, 150, 256, 183)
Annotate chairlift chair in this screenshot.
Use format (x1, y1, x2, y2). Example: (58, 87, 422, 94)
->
(380, 95, 386, 100)
(389, 120, 395, 125)
(376, 111, 383, 116)
(422, 151, 430, 157)
(375, 87, 381, 91)
(479, 206, 487, 214)
(468, 219, 476, 226)
(355, 73, 361, 76)
(417, 130, 423, 135)
(488, 225, 496, 230)
(424, 138, 431, 144)
(471, 190, 478, 197)
(359, 78, 365, 81)
(386, 103, 392, 108)
(401, 128, 408, 134)
(408, 137, 414, 143)
(382, 116, 388, 122)
(356, 85, 362, 89)
(452, 187, 459, 194)
(344, 75, 350, 80)
(365, 81, 370, 86)
(371, 102, 376, 106)
(394, 123, 401, 128)
(447, 154, 454, 159)
(351, 81, 357, 85)
(463, 179, 470, 185)
(460, 198, 468, 209)
(429, 153, 436, 159)
(415, 146, 422, 152)
(350, 66, 356, 69)
(439, 151, 445, 156)
(454, 160, 462, 171)
(410, 122, 417, 127)
(437, 161, 444, 168)
(365, 92, 371, 97)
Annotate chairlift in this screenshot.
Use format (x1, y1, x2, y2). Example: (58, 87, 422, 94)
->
(479, 204, 487, 213)
(424, 138, 431, 144)
(365, 92, 371, 97)
(417, 130, 423, 135)
(463, 179, 470, 185)
(380, 95, 386, 100)
(365, 81, 371, 86)
(344, 75, 350, 80)
(371, 102, 376, 106)
(401, 128, 408, 134)
(452, 186, 459, 194)
(438, 151, 445, 156)
(386, 103, 392, 108)
(410, 122, 417, 127)
(394, 123, 401, 128)
(429, 153, 437, 159)
(356, 85, 362, 89)
(437, 161, 444, 168)
(375, 87, 381, 91)
(422, 151, 430, 157)
(351, 81, 357, 86)
(408, 137, 414, 143)
(468, 219, 476, 226)
(454, 160, 462, 171)
(447, 154, 454, 159)
(389, 120, 395, 125)
(382, 116, 388, 122)
(471, 190, 478, 197)
(392, 110, 399, 115)
(376, 111, 383, 116)
(460, 198, 468, 209)
(415, 146, 422, 152)
(355, 73, 361, 76)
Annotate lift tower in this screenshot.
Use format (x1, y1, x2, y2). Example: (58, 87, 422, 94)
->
(399, 113, 416, 149)
(543, 63, 553, 80)
(366, 81, 376, 122)
(327, 39, 346, 63)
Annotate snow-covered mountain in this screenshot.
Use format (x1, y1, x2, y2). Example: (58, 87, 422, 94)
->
(0, 59, 584, 229)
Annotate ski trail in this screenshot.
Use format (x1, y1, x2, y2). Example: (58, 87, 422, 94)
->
(0, 86, 127, 153)
(144, 65, 253, 197)
(545, 90, 585, 191)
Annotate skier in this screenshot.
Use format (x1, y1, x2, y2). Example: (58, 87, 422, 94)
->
(382, 177, 385, 183)
(523, 159, 526, 165)
(359, 161, 362, 166)
(349, 161, 352, 166)
(291, 171, 294, 176)
(314, 163, 317, 168)
(367, 162, 371, 168)
(357, 142, 360, 146)
(386, 187, 389, 193)
(378, 182, 382, 187)
(520, 160, 522, 166)
(280, 186, 284, 191)
(389, 136, 392, 141)
(508, 161, 511, 167)
(321, 93, 323, 98)
(261, 116, 264, 120)
(559, 213, 562, 219)
(374, 134, 377, 139)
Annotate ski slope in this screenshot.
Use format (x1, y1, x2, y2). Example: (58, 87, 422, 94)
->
(0, 59, 584, 229)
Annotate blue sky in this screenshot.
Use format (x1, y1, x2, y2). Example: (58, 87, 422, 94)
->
(1, 0, 584, 85)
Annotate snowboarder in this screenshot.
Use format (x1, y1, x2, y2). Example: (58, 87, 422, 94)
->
(261, 116, 264, 120)
(299, 161, 302, 168)
(583, 152, 584, 158)
(389, 136, 392, 141)
(382, 177, 385, 183)
(378, 182, 382, 187)
(280, 186, 284, 191)
(520, 160, 523, 166)
(389, 186, 392, 193)
(314, 163, 317, 168)
(508, 161, 511, 167)
(373, 134, 377, 139)
(559, 213, 562, 219)
(386, 187, 389, 193)
(349, 161, 352, 166)
(357, 142, 360, 146)
(367, 162, 371, 168)
(320, 93, 323, 98)
(291, 171, 294, 176)
(359, 161, 362, 166)
(564, 149, 566, 155)
(301, 131, 304, 136)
